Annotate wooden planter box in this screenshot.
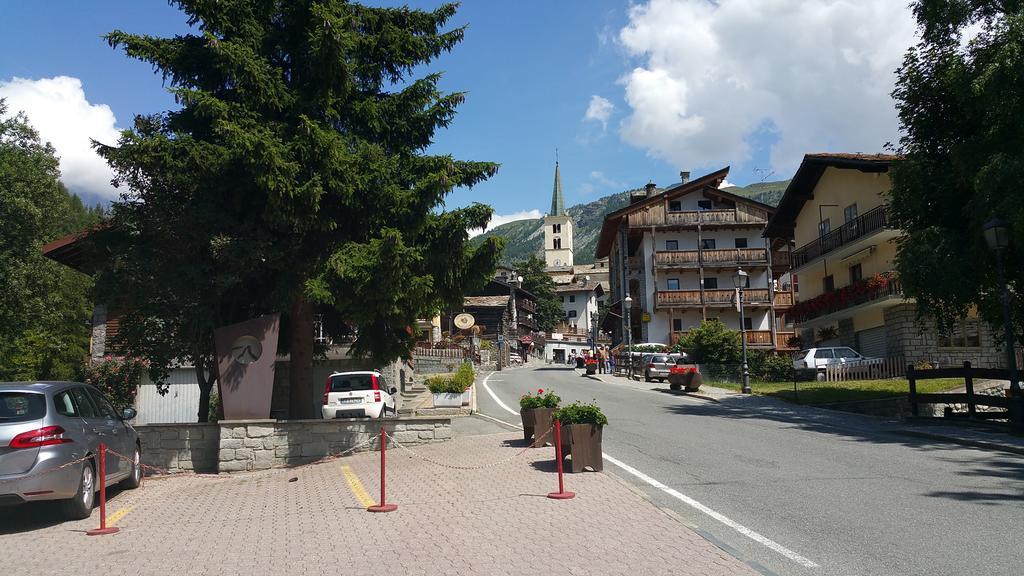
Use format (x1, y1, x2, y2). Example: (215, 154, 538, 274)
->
(558, 423, 603, 472)
(520, 407, 555, 446)
(668, 366, 702, 392)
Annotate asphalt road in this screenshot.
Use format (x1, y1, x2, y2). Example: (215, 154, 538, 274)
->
(476, 364, 1024, 576)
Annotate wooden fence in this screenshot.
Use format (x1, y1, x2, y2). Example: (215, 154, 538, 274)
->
(908, 361, 1013, 421)
(824, 357, 905, 382)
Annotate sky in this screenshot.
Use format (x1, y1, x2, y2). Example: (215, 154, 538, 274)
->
(0, 0, 919, 233)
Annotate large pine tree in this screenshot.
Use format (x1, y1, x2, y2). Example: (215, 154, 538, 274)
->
(96, 1, 501, 419)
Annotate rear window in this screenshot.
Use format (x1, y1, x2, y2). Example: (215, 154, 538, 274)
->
(814, 349, 834, 359)
(651, 355, 670, 363)
(0, 392, 46, 423)
(329, 374, 377, 392)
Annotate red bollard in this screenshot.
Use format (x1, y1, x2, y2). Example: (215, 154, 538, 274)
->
(367, 426, 397, 513)
(547, 420, 575, 500)
(86, 443, 119, 535)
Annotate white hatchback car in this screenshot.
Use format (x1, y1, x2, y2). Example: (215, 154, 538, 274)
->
(792, 347, 873, 371)
(321, 371, 397, 419)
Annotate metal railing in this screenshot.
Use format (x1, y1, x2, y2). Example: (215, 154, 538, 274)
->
(792, 205, 890, 268)
(790, 276, 902, 323)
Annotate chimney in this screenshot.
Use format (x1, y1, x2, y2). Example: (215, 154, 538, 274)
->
(644, 181, 657, 197)
(680, 171, 690, 184)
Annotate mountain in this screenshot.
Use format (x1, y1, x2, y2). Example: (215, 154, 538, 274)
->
(473, 179, 791, 266)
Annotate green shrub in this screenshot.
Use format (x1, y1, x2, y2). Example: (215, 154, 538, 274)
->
(519, 388, 561, 409)
(756, 353, 795, 382)
(454, 362, 475, 389)
(677, 320, 741, 364)
(81, 356, 148, 412)
(554, 401, 608, 426)
(426, 375, 465, 394)
(479, 339, 493, 350)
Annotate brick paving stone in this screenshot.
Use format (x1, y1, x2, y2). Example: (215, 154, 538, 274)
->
(2, 431, 757, 576)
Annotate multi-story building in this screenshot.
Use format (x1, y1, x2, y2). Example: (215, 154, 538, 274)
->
(595, 168, 794, 350)
(763, 153, 1003, 366)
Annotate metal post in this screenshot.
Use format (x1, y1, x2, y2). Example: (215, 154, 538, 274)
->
(368, 427, 397, 512)
(86, 444, 119, 536)
(994, 251, 1023, 430)
(739, 289, 751, 394)
(547, 420, 575, 499)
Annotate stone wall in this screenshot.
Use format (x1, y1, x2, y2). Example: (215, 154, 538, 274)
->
(137, 422, 220, 474)
(884, 304, 1004, 368)
(137, 417, 451, 474)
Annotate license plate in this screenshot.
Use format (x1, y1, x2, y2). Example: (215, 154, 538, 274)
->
(339, 398, 361, 405)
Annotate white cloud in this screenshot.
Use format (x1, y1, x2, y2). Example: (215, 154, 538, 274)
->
(583, 95, 615, 130)
(720, 178, 736, 189)
(468, 209, 543, 238)
(617, 0, 917, 175)
(0, 76, 121, 201)
(589, 170, 623, 190)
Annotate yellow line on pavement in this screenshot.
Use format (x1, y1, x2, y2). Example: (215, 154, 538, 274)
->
(341, 465, 375, 508)
(106, 506, 133, 526)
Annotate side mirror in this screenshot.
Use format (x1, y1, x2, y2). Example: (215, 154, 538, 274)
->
(121, 407, 137, 421)
(389, 387, 398, 395)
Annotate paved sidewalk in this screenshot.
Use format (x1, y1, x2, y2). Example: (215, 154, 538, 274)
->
(2, 431, 757, 576)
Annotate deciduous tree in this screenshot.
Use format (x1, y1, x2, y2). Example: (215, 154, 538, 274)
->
(891, 1, 1024, 341)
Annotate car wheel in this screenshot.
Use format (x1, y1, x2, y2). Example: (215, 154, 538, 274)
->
(816, 371, 826, 382)
(60, 460, 95, 520)
(644, 371, 652, 382)
(120, 445, 142, 489)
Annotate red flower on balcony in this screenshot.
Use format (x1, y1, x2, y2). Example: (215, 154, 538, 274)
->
(790, 271, 898, 322)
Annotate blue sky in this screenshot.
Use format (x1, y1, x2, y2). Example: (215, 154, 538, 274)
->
(0, 1, 918, 229)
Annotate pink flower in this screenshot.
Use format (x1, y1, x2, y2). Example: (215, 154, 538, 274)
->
(538, 388, 544, 394)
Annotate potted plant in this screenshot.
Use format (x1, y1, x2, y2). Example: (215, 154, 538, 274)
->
(668, 364, 702, 392)
(427, 375, 466, 408)
(519, 388, 560, 446)
(553, 401, 607, 472)
(585, 356, 598, 375)
(454, 362, 475, 406)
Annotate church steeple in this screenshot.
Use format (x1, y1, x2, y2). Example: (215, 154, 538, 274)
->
(549, 161, 565, 216)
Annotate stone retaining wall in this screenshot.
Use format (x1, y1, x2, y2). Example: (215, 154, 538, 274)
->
(137, 417, 452, 474)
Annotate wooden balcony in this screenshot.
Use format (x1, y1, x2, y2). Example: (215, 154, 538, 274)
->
(770, 250, 792, 269)
(654, 248, 768, 269)
(672, 330, 776, 348)
(627, 204, 770, 229)
(773, 291, 795, 308)
(656, 288, 771, 308)
(775, 331, 798, 350)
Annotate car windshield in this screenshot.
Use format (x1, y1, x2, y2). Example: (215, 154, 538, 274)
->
(329, 374, 376, 392)
(836, 348, 860, 359)
(0, 392, 46, 423)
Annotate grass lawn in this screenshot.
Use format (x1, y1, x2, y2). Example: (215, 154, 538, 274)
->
(707, 378, 963, 405)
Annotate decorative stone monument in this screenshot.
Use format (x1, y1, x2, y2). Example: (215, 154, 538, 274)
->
(214, 314, 281, 420)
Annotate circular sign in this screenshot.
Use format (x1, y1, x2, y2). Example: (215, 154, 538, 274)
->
(454, 313, 475, 330)
(231, 335, 263, 365)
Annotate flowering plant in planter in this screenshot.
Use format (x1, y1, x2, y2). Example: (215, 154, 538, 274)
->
(81, 356, 149, 412)
(519, 388, 561, 409)
(553, 401, 608, 427)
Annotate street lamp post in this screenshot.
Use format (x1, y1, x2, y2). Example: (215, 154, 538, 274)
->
(624, 294, 633, 380)
(983, 217, 1023, 430)
(733, 268, 751, 394)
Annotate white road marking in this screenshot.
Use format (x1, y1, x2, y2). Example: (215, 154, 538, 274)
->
(480, 370, 820, 569)
(481, 372, 519, 415)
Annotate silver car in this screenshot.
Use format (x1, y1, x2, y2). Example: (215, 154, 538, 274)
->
(642, 353, 687, 382)
(0, 382, 142, 519)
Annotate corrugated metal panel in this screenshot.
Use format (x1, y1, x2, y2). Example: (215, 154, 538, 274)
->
(856, 326, 888, 358)
(135, 368, 200, 424)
